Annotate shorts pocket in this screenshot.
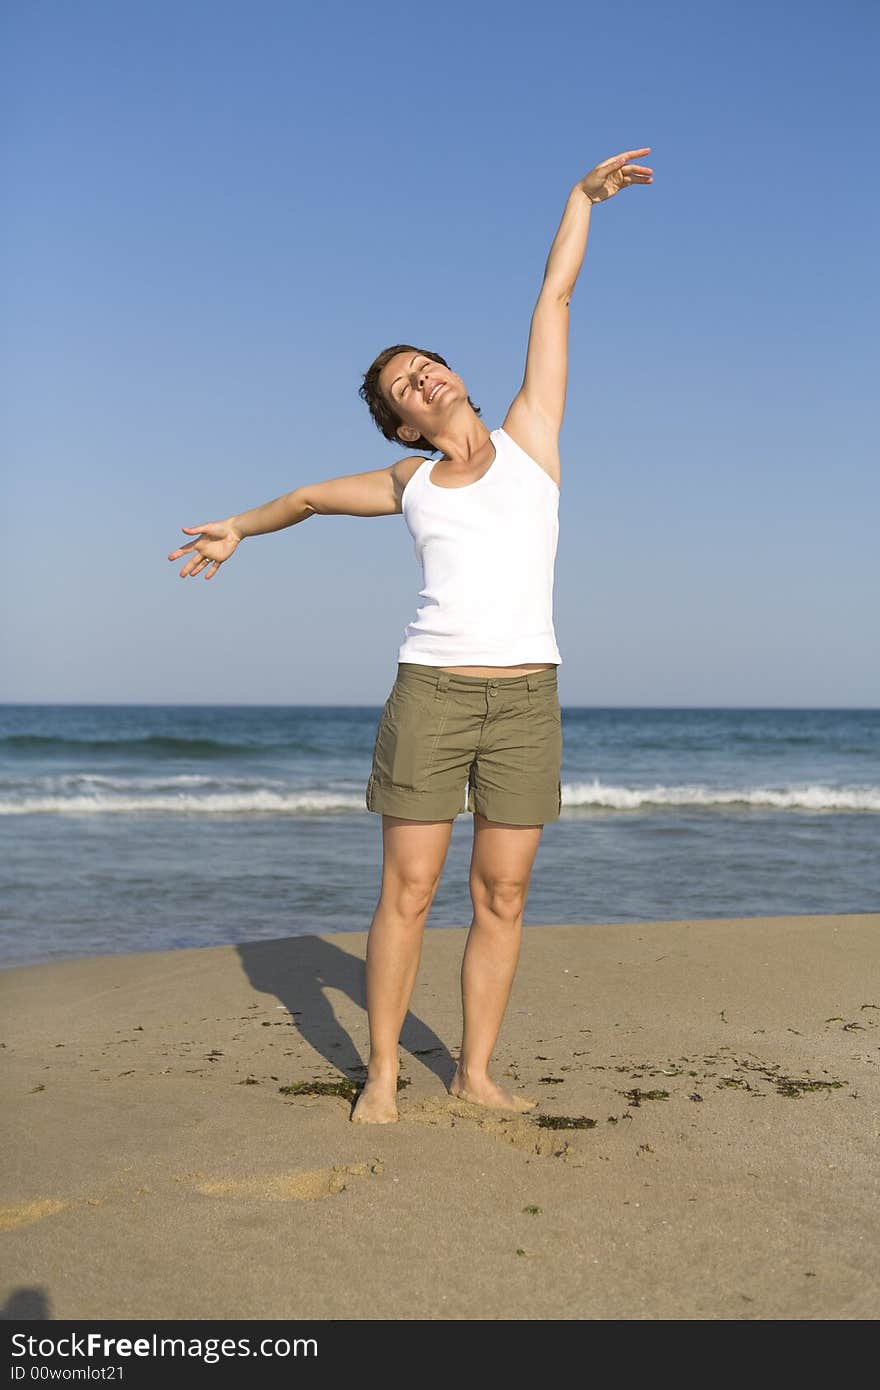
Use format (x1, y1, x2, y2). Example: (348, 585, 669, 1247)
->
(371, 682, 450, 793)
(524, 684, 563, 776)
(527, 682, 562, 723)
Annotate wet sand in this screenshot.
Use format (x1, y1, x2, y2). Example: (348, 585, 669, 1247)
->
(2, 912, 878, 1320)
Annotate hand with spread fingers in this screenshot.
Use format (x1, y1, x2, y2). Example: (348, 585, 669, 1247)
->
(167, 519, 243, 580)
(578, 147, 654, 205)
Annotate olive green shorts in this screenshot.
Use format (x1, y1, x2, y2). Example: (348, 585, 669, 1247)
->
(366, 663, 563, 825)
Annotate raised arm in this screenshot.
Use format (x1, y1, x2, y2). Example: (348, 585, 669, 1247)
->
(167, 455, 422, 580)
(505, 149, 653, 451)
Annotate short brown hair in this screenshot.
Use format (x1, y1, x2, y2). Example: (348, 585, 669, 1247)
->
(358, 344, 482, 454)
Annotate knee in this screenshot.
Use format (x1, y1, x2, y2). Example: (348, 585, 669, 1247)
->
(470, 877, 528, 923)
(380, 871, 439, 923)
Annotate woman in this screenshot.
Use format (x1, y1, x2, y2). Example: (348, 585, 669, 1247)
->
(168, 149, 653, 1125)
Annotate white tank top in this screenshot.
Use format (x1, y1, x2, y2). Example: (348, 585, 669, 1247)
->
(397, 425, 562, 667)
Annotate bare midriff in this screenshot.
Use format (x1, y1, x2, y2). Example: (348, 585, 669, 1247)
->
(437, 663, 556, 678)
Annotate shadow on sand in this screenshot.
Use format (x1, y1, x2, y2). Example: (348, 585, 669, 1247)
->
(236, 935, 456, 1095)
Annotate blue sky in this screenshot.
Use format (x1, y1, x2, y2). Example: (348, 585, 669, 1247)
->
(2, 0, 876, 707)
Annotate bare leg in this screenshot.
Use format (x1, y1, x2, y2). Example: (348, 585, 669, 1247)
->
(352, 814, 454, 1123)
(449, 813, 543, 1112)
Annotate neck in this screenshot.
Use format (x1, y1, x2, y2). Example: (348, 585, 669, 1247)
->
(420, 408, 493, 466)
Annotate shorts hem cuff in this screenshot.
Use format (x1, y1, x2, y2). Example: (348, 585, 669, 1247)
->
(366, 774, 465, 821)
(467, 784, 562, 825)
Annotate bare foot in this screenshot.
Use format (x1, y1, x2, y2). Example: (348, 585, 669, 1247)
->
(351, 1073, 399, 1124)
(448, 1066, 538, 1113)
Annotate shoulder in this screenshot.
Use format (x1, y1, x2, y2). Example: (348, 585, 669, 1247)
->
(499, 394, 561, 488)
(389, 454, 430, 512)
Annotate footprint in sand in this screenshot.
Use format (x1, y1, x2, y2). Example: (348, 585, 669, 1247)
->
(184, 1162, 384, 1202)
(0, 1165, 385, 1227)
(0, 1198, 70, 1232)
(406, 1097, 578, 1159)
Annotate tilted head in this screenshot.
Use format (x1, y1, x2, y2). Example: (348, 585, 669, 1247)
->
(358, 344, 482, 454)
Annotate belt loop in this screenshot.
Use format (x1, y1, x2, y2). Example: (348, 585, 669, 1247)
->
(526, 672, 541, 692)
(436, 671, 451, 694)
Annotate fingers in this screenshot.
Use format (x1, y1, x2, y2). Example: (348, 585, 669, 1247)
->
(599, 147, 650, 168)
(611, 149, 651, 172)
(182, 553, 222, 579)
(175, 549, 207, 578)
(168, 525, 220, 565)
(168, 530, 228, 576)
(167, 526, 209, 561)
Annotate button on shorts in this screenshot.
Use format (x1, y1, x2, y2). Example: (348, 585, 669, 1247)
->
(365, 663, 562, 824)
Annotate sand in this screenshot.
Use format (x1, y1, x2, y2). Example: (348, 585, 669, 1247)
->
(1, 912, 878, 1321)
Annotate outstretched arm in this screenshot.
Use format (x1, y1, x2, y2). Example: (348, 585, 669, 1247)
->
(514, 148, 653, 436)
(232, 461, 408, 532)
(167, 457, 416, 580)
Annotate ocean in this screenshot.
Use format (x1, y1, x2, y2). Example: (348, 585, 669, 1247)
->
(1, 703, 877, 969)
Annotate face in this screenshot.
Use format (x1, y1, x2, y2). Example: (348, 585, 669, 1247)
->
(380, 350, 464, 444)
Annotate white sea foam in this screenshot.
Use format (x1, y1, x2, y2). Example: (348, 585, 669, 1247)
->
(558, 780, 880, 811)
(0, 781, 878, 815)
(0, 788, 366, 815)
